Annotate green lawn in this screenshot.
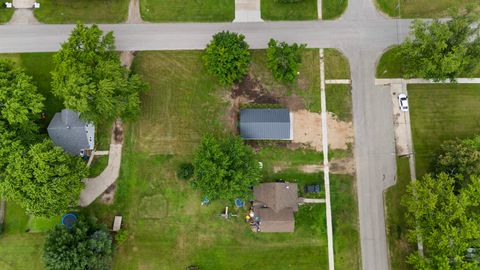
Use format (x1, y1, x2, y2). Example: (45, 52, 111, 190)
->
(322, 0, 348, 19)
(325, 49, 351, 80)
(80, 51, 359, 269)
(261, 0, 317, 20)
(89, 156, 109, 177)
(409, 84, 480, 176)
(376, 0, 478, 18)
(325, 84, 352, 122)
(34, 0, 129, 23)
(0, 202, 44, 270)
(385, 157, 414, 270)
(140, 0, 234, 22)
(250, 49, 321, 112)
(27, 215, 61, 233)
(376, 46, 403, 78)
(0, 7, 14, 24)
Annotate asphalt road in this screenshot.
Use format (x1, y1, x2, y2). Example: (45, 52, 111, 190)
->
(0, 1, 413, 268)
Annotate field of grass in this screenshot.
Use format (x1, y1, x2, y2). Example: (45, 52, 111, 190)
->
(81, 51, 359, 269)
(325, 49, 351, 80)
(376, 46, 403, 79)
(250, 49, 321, 112)
(322, 0, 348, 19)
(0, 7, 14, 24)
(141, 0, 234, 22)
(261, 0, 317, 20)
(385, 157, 414, 270)
(27, 215, 61, 233)
(409, 84, 480, 176)
(0, 202, 44, 270)
(376, 0, 478, 18)
(326, 84, 352, 122)
(89, 156, 109, 177)
(34, 0, 129, 23)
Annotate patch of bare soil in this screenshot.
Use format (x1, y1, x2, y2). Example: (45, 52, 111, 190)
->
(100, 183, 116, 204)
(224, 74, 306, 131)
(329, 157, 355, 175)
(113, 119, 124, 144)
(292, 110, 353, 151)
(120, 51, 135, 69)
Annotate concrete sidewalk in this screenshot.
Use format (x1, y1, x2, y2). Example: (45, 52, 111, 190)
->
(234, 0, 262, 22)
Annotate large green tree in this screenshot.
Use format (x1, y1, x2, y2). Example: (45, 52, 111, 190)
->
(0, 140, 88, 217)
(203, 31, 251, 86)
(43, 220, 113, 270)
(399, 10, 480, 82)
(436, 135, 480, 182)
(192, 134, 261, 201)
(402, 173, 480, 269)
(51, 23, 147, 124)
(266, 39, 306, 82)
(0, 59, 44, 138)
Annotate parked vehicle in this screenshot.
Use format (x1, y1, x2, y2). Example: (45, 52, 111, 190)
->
(398, 93, 409, 112)
(304, 184, 321, 193)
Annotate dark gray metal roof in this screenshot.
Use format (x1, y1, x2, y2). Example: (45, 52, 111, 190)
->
(47, 109, 94, 155)
(240, 109, 291, 140)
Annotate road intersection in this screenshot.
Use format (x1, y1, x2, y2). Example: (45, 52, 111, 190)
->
(0, 1, 414, 268)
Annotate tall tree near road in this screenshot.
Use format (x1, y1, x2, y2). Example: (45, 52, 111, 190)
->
(51, 23, 147, 124)
(0, 140, 88, 217)
(399, 9, 480, 82)
(266, 39, 306, 82)
(402, 173, 480, 269)
(0, 59, 44, 139)
(203, 31, 251, 86)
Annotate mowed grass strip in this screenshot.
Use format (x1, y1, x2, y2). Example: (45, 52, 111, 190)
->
(34, 0, 129, 23)
(131, 51, 228, 155)
(376, 0, 478, 18)
(409, 84, 480, 176)
(322, 0, 347, 19)
(324, 48, 351, 80)
(385, 157, 414, 270)
(140, 0, 234, 22)
(250, 49, 321, 112)
(325, 84, 352, 122)
(261, 0, 317, 20)
(332, 174, 360, 269)
(0, 8, 14, 24)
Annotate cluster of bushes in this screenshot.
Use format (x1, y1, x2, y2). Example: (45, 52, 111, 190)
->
(204, 31, 306, 86)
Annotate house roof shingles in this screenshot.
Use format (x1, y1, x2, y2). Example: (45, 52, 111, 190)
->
(240, 108, 292, 140)
(253, 182, 299, 233)
(47, 109, 94, 155)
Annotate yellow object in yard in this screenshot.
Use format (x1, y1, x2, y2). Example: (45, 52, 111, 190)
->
(246, 215, 251, 221)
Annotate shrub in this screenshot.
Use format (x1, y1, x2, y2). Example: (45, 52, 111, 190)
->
(115, 229, 129, 245)
(177, 162, 194, 180)
(266, 39, 306, 82)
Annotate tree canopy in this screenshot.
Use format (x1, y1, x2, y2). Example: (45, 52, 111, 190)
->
(0, 140, 88, 217)
(0, 59, 44, 138)
(43, 219, 113, 270)
(266, 39, 306, 82)
(436, 135, 480, 183)
(398, 10, 480, 82)
(203, 31, 251, 86)
(51, 23, 147, 124)
(192, 134, 261, 201)
(402, 173, 480, 269)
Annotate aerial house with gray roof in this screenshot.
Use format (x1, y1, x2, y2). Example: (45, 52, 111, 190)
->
(239, 108, 292, 140)
(47, 109, 95, 156)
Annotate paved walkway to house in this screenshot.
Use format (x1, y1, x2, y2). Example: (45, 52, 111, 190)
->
(234, 0, 262, 22)
(12, 0, 35, 8)
(319, 48, 335, 270)
(126, 0, 142, 24)
(325, 79, 351, 84)
(8, 9, 39, 25)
